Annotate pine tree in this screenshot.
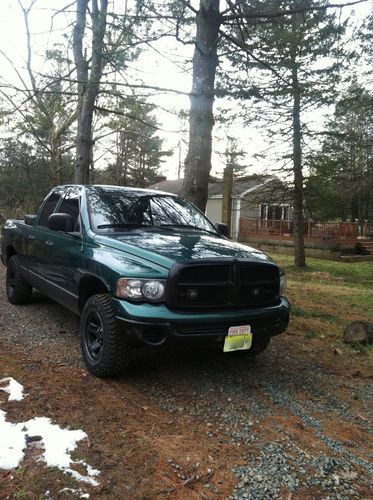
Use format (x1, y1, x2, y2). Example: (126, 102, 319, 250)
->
(306, 82, 373, 222)
(222, 0, 345, 266)
(104, 100, 171, 187)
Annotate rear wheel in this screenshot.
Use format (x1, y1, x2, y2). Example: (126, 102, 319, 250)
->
(6, 255, 32, 304)
(80, 294, 131, 378)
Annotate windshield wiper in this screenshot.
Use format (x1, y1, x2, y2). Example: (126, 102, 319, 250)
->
(96, 223, 153, 229)
(159, 224, 218, 236)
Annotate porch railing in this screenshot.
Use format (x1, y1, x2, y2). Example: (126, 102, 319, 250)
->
(239, 218, 373, 240)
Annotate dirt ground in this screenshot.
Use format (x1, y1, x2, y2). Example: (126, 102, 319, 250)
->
(0, 263, 372, 499)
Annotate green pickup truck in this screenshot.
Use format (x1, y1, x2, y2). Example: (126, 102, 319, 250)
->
(1, 185, 290, 377)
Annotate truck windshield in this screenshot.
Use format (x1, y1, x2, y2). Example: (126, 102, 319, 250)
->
(87, 187, 218, 235)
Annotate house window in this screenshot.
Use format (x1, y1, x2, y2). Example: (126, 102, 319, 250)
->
(260, 205, 266, 220)
(260, 204, 289, 220)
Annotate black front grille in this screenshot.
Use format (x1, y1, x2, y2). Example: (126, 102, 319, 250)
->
(166, 261, 280, 310)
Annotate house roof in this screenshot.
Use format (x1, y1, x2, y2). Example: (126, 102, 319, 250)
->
(149, 175, 275, 198)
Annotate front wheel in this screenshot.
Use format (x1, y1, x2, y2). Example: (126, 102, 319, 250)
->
(248, 334, 271, 357)
(229, 334, 271, 358)
(80, 294, 131, 378)
(6, 255, 32, 304)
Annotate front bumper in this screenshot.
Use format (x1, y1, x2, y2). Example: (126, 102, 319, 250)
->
(112, 297, 290, 347)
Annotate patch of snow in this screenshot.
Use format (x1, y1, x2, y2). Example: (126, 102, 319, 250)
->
(0, 377, 25, 401)
(86, 463, 100, 477)
(0, 410, 100, 485)
(60, 488, 90, 498)
(65, 465, 99, 487)
(0, 409, 27, 469)
(24, 416, 87, 469)
(0, 377, 100, 486)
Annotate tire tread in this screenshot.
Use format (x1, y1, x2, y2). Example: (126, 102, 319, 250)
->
(80, 293, 131, 378)
(6, 255, 32, 304)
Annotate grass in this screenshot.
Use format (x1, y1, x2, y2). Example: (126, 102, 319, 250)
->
(272, 253, 373, 284)
(268, 252, 373, 358)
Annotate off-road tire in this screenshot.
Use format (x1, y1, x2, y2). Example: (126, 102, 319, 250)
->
(80, 294, 131, 378)
(6, 255, 33, 304)
(248, 334, 271, 357)
(230, 334, 271, 358)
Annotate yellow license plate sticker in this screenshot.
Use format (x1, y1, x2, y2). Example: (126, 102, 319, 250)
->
(223, 325, 252, 352)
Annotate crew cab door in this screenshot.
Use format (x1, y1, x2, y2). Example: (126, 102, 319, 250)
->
(24, 188, 64, 277)
(27, 188, 83, 313)
(38, 188, 83, 312)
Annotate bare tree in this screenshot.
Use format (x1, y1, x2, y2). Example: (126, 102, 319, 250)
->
(0, 1, 78, 186)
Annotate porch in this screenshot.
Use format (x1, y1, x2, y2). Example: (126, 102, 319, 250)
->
(238, 218, 373, 257)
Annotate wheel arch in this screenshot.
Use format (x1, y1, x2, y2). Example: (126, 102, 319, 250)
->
(78, 274, 110, 314)
(5, 245, 16, 264)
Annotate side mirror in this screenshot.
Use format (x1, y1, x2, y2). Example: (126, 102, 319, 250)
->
(215, 222, 229, 237)
(48, 213, 74, 232)
(24, 214, 37, 226)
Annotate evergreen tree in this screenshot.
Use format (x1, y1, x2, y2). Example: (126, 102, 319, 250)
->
(104, 100, 171, 187)
(306, 83, 373, 222)
(224, 136, 247, 178)
(0, 136, 74, 220)
(222, 0, 345, 266)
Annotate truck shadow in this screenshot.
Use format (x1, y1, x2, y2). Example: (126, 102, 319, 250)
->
(127, 343, 270, 379)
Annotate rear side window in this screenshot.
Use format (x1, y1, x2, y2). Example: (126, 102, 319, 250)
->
(58, 190, 80, 231)
(38, 192, 61, 227)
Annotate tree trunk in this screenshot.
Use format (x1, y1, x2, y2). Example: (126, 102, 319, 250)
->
(181, 0, 220, 211)
(50, 129, 61, 186)
(222, 165, 233, 237)
(291, 63, 306, 267)
(343, 321, 373, 344)
(73, 0, 108, 184)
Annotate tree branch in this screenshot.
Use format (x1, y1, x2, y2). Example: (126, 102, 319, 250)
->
(222, 0, 369, 21)
(219, 29, 291, 86)
(94, 105, 180, 133)
(0, 88, 52, 155)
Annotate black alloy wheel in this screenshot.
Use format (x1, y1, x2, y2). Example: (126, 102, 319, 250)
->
(85, 311, 105, 362)
(80, 294, 132, 378)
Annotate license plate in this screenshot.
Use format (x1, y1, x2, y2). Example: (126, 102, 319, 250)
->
(223, 325, 252, 352)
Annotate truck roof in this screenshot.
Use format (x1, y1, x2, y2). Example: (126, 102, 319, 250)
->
(54, 184, 177, 198)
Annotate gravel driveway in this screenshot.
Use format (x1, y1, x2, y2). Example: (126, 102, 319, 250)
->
(0, 262, 372, 499)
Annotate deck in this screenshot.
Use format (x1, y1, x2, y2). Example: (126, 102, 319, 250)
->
(238, 219, 373, 242)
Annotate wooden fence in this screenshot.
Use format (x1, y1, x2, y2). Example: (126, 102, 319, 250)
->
(239, 218, 373, 240)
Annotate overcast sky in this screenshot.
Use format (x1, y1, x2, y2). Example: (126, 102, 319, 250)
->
(0, 0, 371, 180)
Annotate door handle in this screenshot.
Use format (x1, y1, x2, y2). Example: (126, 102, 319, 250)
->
(45, 240, 54, 247)
(27, 234, 35, 240)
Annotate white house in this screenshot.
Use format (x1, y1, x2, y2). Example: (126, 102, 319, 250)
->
(150, 176, 291, 240)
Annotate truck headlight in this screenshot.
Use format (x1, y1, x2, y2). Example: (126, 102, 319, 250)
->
(142, 280, 165, 301)
(116, 278, 166, 302)
(279, 269, 287, 296)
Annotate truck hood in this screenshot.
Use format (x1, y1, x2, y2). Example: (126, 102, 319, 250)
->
(94, 231, 274, 269)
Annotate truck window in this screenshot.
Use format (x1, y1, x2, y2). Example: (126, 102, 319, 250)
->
(38, 192, 62, 227)
(58, 190, 80, 231)
(87, 188, 217, 233)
